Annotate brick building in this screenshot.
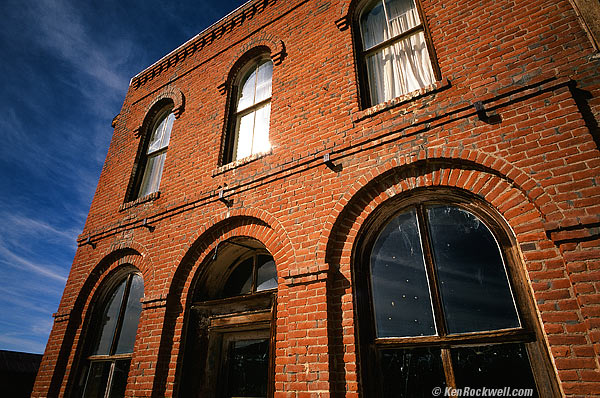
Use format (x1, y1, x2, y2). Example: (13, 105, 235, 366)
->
(32, 0, 600, 396)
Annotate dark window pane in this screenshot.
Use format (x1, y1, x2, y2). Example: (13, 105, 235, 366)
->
(452, 343, 538, 396)
(380, 347, 446, 398)
(370, 208, 436, 337)
(225, 339, 269, 398)
(108, 359, 131, 398)
(256, 255, 278, 292)
(427, 206, 520, 333)
(82, 361, 111, 398)
(115, 275, 143, 354)
(92, 280, 127, 355)
(223, 257, 253, 298)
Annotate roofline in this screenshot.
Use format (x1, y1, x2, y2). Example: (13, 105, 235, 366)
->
(129, 0, 254, 86)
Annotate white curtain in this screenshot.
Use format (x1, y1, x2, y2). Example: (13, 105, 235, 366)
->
(362, 0, 435, 104)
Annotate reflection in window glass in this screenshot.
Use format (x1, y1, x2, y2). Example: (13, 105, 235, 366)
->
(82, 273, 143, 398)
(82, 361, 111, 398)
(108, 359, 132, 397)
(223, 257, 254, 298)
(452, 343, 538, 395)
(370, 209, 436, 337)
(427, 206, 520, 333)
(92, 280, 126, 355)
(115, 274, 144, 354)
(360, 0, 435, 104)
(138, 111, 174, 198)
(256, 255, 278, 291)
(380, 347, 446, 398)
(225, 339, 269, 398)
(231, 59, 273, 162)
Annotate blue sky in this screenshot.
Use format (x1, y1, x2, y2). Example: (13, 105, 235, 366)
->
(0, 0, 245, 354)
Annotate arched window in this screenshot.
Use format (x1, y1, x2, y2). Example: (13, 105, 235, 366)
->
(224, 57, 273, 163)
(131, 107, 175, 199)
(357, 0, 438, 106)
(180, 238, 278, 397)
(355, 196, 558, 397)
(78, 273, 143, 398)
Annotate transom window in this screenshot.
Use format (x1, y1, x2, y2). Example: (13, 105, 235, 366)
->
(356, 198, 558, 397)
(359, 0, 437, 105)
(133, 108, 174, 199)
(227, 58, 273, 163)
(80, 273, 143, 398)
(180, 238, 278, 398)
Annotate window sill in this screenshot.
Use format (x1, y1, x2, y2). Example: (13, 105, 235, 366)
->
(119, 191, 160, 211)
(213, 149, 273, 177)
(352, 78, 450, 123)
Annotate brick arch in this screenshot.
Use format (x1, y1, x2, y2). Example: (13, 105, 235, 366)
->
(217, 32, 286, 94)
(149, 209, 295, 398)
(170, 207, 295, 303)
(49, 247, 151, 397)
(318, 148, 559, 264)
(133, 86, 185, 136)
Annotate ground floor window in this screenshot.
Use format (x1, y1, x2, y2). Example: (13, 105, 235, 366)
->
(354, 193, 559, 397)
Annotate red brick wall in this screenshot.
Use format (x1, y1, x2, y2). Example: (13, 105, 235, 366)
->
(33, 0, 600, 396)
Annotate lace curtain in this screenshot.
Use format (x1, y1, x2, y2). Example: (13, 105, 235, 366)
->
(361, 0, 435, 104)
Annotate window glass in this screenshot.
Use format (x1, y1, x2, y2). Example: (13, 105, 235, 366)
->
(252, 103, 271, 154)
(115, 274, 144, 354)
(451, 343, 538, 394)
(360, 0, 435, 104)
(134, 109, 174, 199)
(427, 206, 520, 334)
(255, 61, 273, 104)
(223, 257, 254, 298)
(234, 112, 256, 160)
(108, 359, 132, 397)
(82, 361, 112, 398)
(256, 255, 277, 292)
(224, 339, 270, 398)
(82, 273, 143, 398)
(230, 58, 273, 162)
(370, 208, 436, 337)
(92, 279, 126, 356)
(380, 347, 446, 398)
(237, 68, 258, 112)
(138, 152, 166, 199)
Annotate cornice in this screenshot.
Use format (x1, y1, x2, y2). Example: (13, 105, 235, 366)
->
(130, 0, 278, 89)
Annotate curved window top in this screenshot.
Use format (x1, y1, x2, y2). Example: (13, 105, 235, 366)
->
(227, 58, 273, 163)
(135, 109, 174, 199)
(194, 238, 278, 302)
(370, 205, 520, 338)
(91, 273, 144, 356)
(222, 253, 278, 299)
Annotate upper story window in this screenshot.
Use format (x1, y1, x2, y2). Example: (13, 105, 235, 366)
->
(225, 57, 273, 164)
(78, 272, 143, 398)
(359, 0, 438, 106)
(355, 196, 559, 397)
(132, 107, 174, 199)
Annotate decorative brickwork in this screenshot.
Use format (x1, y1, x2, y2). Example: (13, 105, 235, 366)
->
(33, 0, 600, 397)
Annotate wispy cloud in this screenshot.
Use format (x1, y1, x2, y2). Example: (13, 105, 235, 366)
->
(30, 0, 131, 94)
(0, 241, 68, 283)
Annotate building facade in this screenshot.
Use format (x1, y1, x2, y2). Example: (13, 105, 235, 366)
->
(33, 0, 600, 396)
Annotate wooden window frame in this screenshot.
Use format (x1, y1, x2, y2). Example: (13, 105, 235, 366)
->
(354, 0, 441, 108)
(222, 55, 273, 165)
(127, 105, 174, 201)
(179, 241, 278, 398)
(78, 272, 143, 398)
(352, 190, 560, 397)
